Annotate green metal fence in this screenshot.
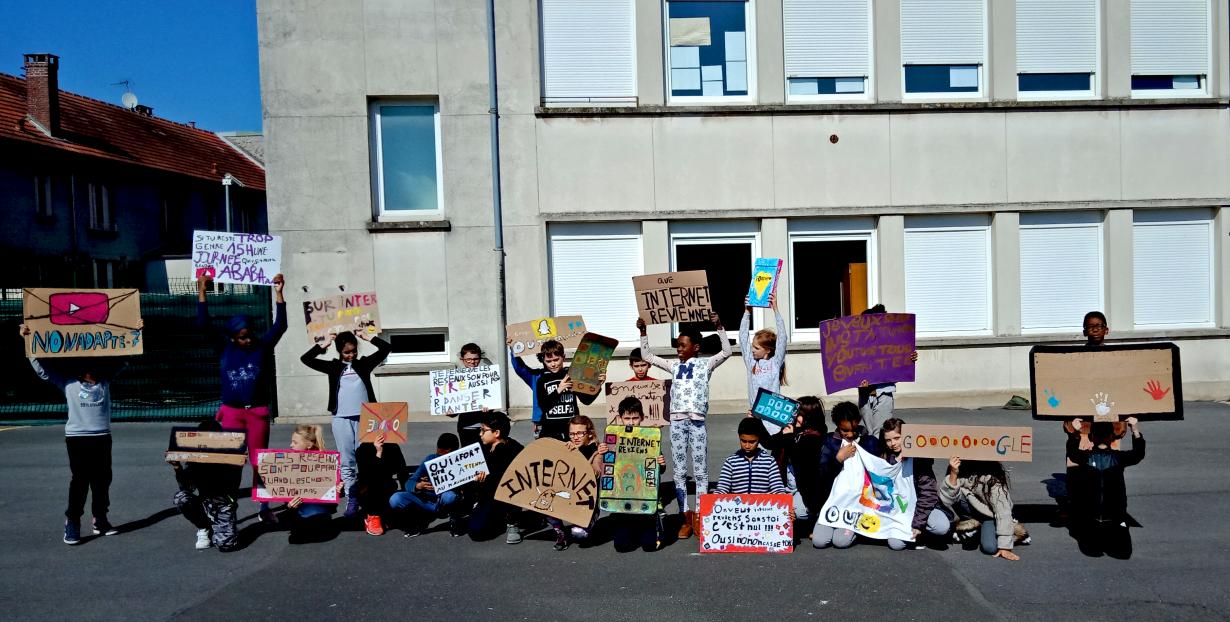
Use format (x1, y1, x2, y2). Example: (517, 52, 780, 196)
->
(1, 284, 273, 423)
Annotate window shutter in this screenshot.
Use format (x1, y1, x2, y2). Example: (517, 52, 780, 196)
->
(1130, 0, 1209, 75)
(783, 0, 870, 78)
(1133, 212, 1213, 326)
(900, 0, 985, 65)
(549, 224, 644, 342)
(541, 0, 636, 101)
(1016, 0, 1098, 74)
(1019, 213, 1103, 331)
(905, 217, 991, 334)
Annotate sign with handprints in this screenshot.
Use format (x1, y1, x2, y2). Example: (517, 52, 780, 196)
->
(1029, 343, 1182, 421)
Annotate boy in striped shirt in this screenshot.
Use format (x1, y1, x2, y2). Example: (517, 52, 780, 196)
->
(715, 419, 788, 495)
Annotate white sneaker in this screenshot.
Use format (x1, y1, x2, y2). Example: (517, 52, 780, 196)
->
(195, 528, 212, 550)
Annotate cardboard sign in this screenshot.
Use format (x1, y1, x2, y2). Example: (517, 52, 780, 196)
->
(820, 313, 916, 393)
(22, 288, 143, 357)
(568, 333, 619, 396)
(699, 494, 794, 554)
(599, 425, 662, 514)
(429, 365, 503, 416)
(604, 380, 671, 427)
(751, 388, 799, 429)
(633, 270, 713, 325)
(1030, 343, 1182, 421)
(746, 258, 783, 308)
(358, 402, 408, 443)
(507, 315, 586, 357)
(494, 438, 599, 525)
(426, 443, 490, 493)
(303, 292, 380, 346)
(192, 230, 282, 286)
(164, 427, 248, 466)
(816, 445, 916, 542)
(252, 449, 340, 503)
(899, 424, 1033, 462)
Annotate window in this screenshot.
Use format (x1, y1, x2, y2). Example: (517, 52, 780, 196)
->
(88, 182, 113, 231)
(384, 330, 450, 365)
(670, 222, 758, 337)
(1016, 0, 1098, 98)
(541, 0, 636, 104)
(1133, 209, 1214, 328)
(34, 175, 52, 217)
(665, 0, 755, 103)
(904, 215, 992, 335)
(549, 223, 644, 343)
(91, 259, 117, 288)
(370, 101, 442, 217)
(788, 218, 875, 339)
(1130, 0, 1210, 98)
(900, 0, 985, 98)
(783, 0, 872, 101)
(1019, 212, 1104, 332)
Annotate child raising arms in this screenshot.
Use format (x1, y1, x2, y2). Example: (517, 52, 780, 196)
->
(740, 293, 788, 433)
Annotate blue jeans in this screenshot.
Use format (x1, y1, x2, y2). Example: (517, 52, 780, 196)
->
(389, 489, 462, 518)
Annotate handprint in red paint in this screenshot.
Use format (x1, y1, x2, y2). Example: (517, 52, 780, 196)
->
(1142, 380, 1171, 401)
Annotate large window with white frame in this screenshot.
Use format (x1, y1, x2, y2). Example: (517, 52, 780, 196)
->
(1130, 0, 1211, 98)
(369, 101, 443, 218)
(540, 0, 637, 104)
(900, 0, 986, 98)
(788, 217, 876, 340)
(1133, 209, 1214, 328)
(549, 223, 644, 344)
(670, 221, 758, 337)
(783, 0, 872, 102)
(665, 0, 755, 103)
(1019, 212, 1104, 332)
(1016, 0, 1099, 99)
(904, 215, 992, 335)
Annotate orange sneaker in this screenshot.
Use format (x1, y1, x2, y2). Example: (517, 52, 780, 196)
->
(364, 514, 384, 536)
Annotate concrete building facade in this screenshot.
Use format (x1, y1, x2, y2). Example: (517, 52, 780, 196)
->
(259, 0, 1230, 419)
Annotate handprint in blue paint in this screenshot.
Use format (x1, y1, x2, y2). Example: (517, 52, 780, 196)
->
(1044, 389, 1060, 409)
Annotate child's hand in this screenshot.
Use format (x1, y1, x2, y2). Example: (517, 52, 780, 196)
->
(744, 295, 751, 312)
(135, 318, 144, 331)
(415, 480, 434, 492)
(597, 371, 607, 385)
(993, 549, 1020, 561)
(781, 424, 794, 435)
(948, 456, 961, 475)
(288, 497, 302, 509)
(533, 422, 541, 436)
(374, 432, 385, 458)
(197, 273, 213, 292)
(474, 471, 487, 483)
(324, 333, 337, 347)
(560, 374, 574, 392)
(336, 482, 344, 497)
(837, 444, 857, 462)
(272, 273, 285, 294)
(768, 293, 776, 310)
(597, 443, 609, 454)
(909, 350, 919, 362)
(657, 455, 666, 466)
(1070, 417, 1084, 431)
(480, 406, 490, 412)
(445, 409, 457, 418)
(912, 528, 922, 540)
(169, 461, 183, 471)
(17, 324, 30, 337)
(636, 318, 647, 335)
(1125, 416, 1139, 428)
(709, 311, 723, 330)
(357, 331, 372, 342)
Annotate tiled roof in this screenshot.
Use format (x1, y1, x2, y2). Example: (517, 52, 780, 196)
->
(0, 72, 265, 190)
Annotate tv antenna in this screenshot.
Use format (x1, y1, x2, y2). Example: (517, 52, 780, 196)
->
(112, 80, 138, 109)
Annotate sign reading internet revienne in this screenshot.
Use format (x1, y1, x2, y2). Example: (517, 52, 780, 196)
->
(604, 380, 671, 427)
(1030, 343, 1182, 422)
(633, 270, 713, 325)
(252, 449, 340, 503)
(429, 365, 503, 416)
(506, 316, 586, 357)
(426, 442, 489, 494)
(819, 313, 916, 393)
(899, 424, 1034, 462)
(22, 288, 144, 357)
(303, 292, 380, 346)
(192, 230, 282, 286)
(699, 494, 794, 554)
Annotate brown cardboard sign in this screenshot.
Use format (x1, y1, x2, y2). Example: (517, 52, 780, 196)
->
(568, 332, 619, 396)
(494, 438, 599, 525)
(252, 450, 341, 503)
(358, 402, 408, 443)
(22, 288, 143, 357)
(899, 424, 1033, 462)
(164, 427, 248, 466)
(1030, 343, 1182, 421)
(633, 270, 713, 325)
(507, 316, 587, 356)
(303, 291, 380, 347)
(605, 380, 671, 427)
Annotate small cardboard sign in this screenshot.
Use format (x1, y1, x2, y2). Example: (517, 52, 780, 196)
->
(494, 438, 599, 525)
(820, 313, 916, 393)
(751, 388, 799, 429)
(358, 402, 408, 443)
(22, 288, 143, 357)
(1030, 343, 1182, 421)
(192, 230, 282, 286)
(599, 425, 662, 514)
(899, 424, 1034, 462)
(426, 442, 490, 494)
(604, 380, 672, 427)
(568, 333, 619, 396)
(699, 494, 794, 554)
(303, 292, 380, 346)
(429, 365, 503, 416)
(633, 270, 713, 325)
(746, 258, 783, 308)
(507, 315, 586, 357)
(252, 449, 340, 503)
(164, 427, 248, 466)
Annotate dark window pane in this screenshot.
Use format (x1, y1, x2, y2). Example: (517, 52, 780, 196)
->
(390, 333, 446, 354)
(1018, 73, 1091, 92)
(904, 65, 979, 93)
(674, 242, 752, 334)
(792, 240, 868, 329)
(668, 1, 748, 97)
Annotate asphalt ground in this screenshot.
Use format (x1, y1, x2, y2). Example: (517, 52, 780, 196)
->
(1, 403, 1227, 621)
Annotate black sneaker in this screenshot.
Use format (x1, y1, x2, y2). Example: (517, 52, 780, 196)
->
(553, 529, 570, 551)
(63, 519, 81, 545)
(449, 518, 466, 538)
(92, 517, 119, 536)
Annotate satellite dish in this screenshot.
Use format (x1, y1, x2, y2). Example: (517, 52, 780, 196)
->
(121, 91, 138, 110)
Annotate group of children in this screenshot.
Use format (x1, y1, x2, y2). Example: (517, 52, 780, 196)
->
(25, 276, 1146, 559)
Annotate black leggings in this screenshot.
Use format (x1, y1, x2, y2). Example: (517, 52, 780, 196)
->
(65, 435, 112, 520)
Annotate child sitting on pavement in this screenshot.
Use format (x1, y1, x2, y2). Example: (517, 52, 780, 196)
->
(390, 433, 468, 538)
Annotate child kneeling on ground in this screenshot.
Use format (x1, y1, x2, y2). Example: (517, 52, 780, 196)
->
(279, 425, 343, 544)
(1066, 417, 1145, 559)
(940, 456, 1025, 561)
(879, 418, 953, 550)
(170, 418, 244, 552)
(608, 397, 668, 553)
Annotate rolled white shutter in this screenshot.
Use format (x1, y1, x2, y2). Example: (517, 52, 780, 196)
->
(900, 0, 985, 65)
(1133, 213, 1213, 326)
(783, 0, 870, 78)
(904, 217, 992, 334)
(550, 224, 644, 342)
(1016, 0, 1098, 74)
(541, 0, 636, 101)
(1130, 0, 1209, 75)
(1019, 213, 1104, 331)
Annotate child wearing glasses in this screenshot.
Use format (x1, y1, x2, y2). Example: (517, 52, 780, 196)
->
(546, 415, 606, 551)
(446, 343, 489, 447)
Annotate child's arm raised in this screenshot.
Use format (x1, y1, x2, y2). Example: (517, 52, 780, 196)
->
(259, 274, 288, 346)
(1121, 417, 1145, 467)
(506, 339, 537, 387)
(707, 311, 733, 370)
(739, 299, 754, 368)
(357, 332, 393, 369)
(300, 333, 335, 373)
(770, 296, 788, 368)
(635, 318, 672, 372)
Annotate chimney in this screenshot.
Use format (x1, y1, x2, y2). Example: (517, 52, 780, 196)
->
(23, 53, 60, 135)
(134, 104, 154, 117)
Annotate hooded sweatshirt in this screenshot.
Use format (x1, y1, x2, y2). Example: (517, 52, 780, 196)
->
(29, 358, 115, 436)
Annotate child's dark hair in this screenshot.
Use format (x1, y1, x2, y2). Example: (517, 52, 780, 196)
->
(618, 396, 644, 416)
(460, 343, 484, 359)
(1088, 422, 1116, 445)
(958, 460, 1010, 500)
(437, 433, 460, 451)
(483, 412, 511, 439)
(628, 348, 644, 364)
(1083, 310, 1107, 327)
(537, 339, 565, 361)
(677, 327, 703, 348)
(335, 331, 358, 353)
(830, 401, 862, 426)
(862, 304, 887, 315)
(880, 417, 905, 437)
(738, 417, 767, 439)
(797, 396, 826, 433)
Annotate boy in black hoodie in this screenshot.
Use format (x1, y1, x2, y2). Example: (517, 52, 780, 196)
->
(536, 340, 601, 442)
(468, 413, 526, 544)
(1067, 416, 1145, 559)
(169, 419, 244, 552)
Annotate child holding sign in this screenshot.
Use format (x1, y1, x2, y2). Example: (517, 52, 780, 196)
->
(740, 294, 788, 433)
(547, 415, 606, 551)
(447, 343, 489, 448)
(300, 330, 392, 518)
(354, 432, 406, 537)
(469, 413, 526, 544)
(636, 312, 731, 539)
(879, 418, 952, 550)
(856, 305, 918, 433)
(608, 398, 669, 553)
(939, 457, 1021, 560)
(279, 425, 343, 544)
(391, 433, 468, 538)
(169, 418, 243, 551)
(536, 340, 603, 442)
(812, 402, 881, 549)
(1066, 417, 1145, 559)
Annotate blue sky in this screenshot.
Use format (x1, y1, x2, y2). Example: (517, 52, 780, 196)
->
(0, 0, 262, 131)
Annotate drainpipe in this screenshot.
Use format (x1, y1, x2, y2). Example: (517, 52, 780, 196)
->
(485, 0, 510, 408)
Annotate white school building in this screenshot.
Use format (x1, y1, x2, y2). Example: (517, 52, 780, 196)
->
(258, 0, 1230, 419)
